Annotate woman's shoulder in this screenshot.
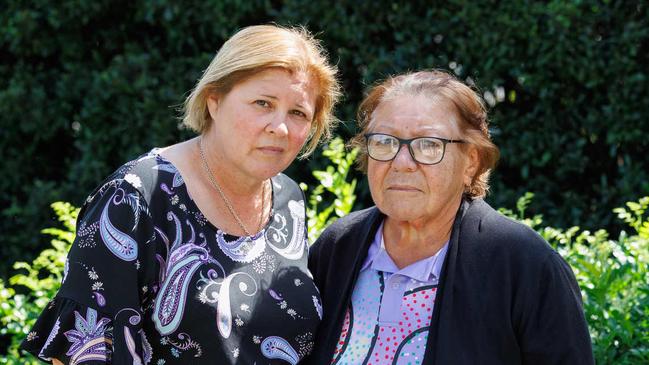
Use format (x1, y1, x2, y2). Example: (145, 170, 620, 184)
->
(271, 173, 306, 205)
(326, 207, 379, 234)
(85, 149, 174, 206)
(313, 207, 381, 252)
(462, 199, 557, 261)
(272, 172, 300, 191)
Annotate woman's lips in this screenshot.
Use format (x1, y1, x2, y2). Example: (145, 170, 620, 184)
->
(387, 184, 421, 192)
(258, 146, 285, 154)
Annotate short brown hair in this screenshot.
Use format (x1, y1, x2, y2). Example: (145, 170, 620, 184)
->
(350, 70, 500, 198)
(182, 24, 341, 157)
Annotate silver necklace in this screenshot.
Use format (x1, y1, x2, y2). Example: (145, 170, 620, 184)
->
(198, 137, 267, 237)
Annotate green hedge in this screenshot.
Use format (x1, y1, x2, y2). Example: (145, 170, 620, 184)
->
(1, 1, 647, 276)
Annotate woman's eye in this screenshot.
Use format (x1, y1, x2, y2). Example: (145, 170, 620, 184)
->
(290, 110, 308, 119)
(255, 100, 271, 107)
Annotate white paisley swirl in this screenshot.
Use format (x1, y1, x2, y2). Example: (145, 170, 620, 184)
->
(217, 272, 258, 339)
(265, 200, 306, 260)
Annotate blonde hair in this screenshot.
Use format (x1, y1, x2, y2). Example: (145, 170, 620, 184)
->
(351, 70, 500, 198)
(182, 24, 341, 156)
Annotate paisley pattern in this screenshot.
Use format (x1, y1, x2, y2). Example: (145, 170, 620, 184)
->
(152, 163, 184, 188)
(217, 230, 267, 263)
(153, 212, 214, 335)
(266, 200, 307, 260)
(216, 272, 258, 338)
(21, 150, 321, 364)
(124, 327, 144, 365)
(312, 295, 323, 320)
(98, 188, 143, 261)
(261, 336, 300, 365)
(38, 317, 60, 359)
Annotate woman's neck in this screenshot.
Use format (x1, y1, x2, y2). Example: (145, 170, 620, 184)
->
(159, 137, 269, 236)
(382, 202, 459, 269)
(196, 135, 265, 196)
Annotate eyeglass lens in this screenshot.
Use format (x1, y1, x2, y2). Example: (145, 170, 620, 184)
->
(367, 134, 445, 164)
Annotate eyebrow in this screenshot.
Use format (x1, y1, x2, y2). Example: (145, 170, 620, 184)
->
(260, 94, 311, 111)
(371, 123, 445, 133)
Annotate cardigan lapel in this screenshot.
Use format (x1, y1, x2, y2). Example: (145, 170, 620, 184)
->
(421, 198, 472, 364)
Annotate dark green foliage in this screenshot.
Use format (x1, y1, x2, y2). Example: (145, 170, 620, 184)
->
(1, 1, 647, 276)
(285, 0, 649, 230)
(0, 0, 275, 275)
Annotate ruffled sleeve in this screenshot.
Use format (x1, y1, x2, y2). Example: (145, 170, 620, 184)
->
(21, 176, 158, 364)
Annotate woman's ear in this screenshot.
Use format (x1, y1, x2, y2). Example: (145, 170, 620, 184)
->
(463, 145, 479, 187)
(205, 93, 220, 121)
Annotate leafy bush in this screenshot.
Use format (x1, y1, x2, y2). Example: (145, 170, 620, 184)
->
(501, 194, 649, 363)
(0, 202, 78, 365)
(302, 137, 358, 243)
(2, 0, 648, 276)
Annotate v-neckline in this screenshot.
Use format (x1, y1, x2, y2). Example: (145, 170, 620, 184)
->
(150, 148, 276, 239)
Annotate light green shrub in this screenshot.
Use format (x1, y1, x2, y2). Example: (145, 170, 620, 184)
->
(301, 137, 358, 243)
(502, 194, 649, 364)
(0, 202, 77, 364)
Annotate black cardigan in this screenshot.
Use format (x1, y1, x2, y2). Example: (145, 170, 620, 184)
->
(305, 199, 594, 364)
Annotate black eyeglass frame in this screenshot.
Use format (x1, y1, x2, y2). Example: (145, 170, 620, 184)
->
(364, 132, 466, 165)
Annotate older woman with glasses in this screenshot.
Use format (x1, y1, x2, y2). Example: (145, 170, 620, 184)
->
(305, 70, 593, 364)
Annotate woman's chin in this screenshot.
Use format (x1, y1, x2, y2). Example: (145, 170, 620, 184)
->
(379, 206, 426, 223)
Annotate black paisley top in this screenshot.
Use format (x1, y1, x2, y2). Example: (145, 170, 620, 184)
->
(21, 149, 323, 364)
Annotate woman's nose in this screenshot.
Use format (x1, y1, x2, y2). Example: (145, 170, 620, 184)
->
(391, 143, 417, 171)
(265, 113, 289, 136)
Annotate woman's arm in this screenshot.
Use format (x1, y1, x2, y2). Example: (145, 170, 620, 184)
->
(518, 252, 594, 364)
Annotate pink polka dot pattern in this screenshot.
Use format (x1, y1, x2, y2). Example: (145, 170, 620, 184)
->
(331, 269, 437, 365)
(368, 287, 436, 364)
(331, 307, 351, 362)
(331, 271, 383, 364)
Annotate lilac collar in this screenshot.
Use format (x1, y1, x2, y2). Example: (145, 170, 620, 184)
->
(360, 220, 448, 282)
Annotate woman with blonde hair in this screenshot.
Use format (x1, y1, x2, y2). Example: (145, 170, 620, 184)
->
(22, 24, 340, 364)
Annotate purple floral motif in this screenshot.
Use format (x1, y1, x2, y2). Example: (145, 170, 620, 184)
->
(312, 295, 323, 320)
(93, 291, 106, 307)
(153, 212, 223, 335)
(63, 308, 112, 364)
(269, 289, 283, 301)
(168, 332, 203, 358)
(141, 329, 153, 364)
(216, 230, 266, 263)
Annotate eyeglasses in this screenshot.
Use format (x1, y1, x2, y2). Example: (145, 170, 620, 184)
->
(364, 132, 466, 165)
